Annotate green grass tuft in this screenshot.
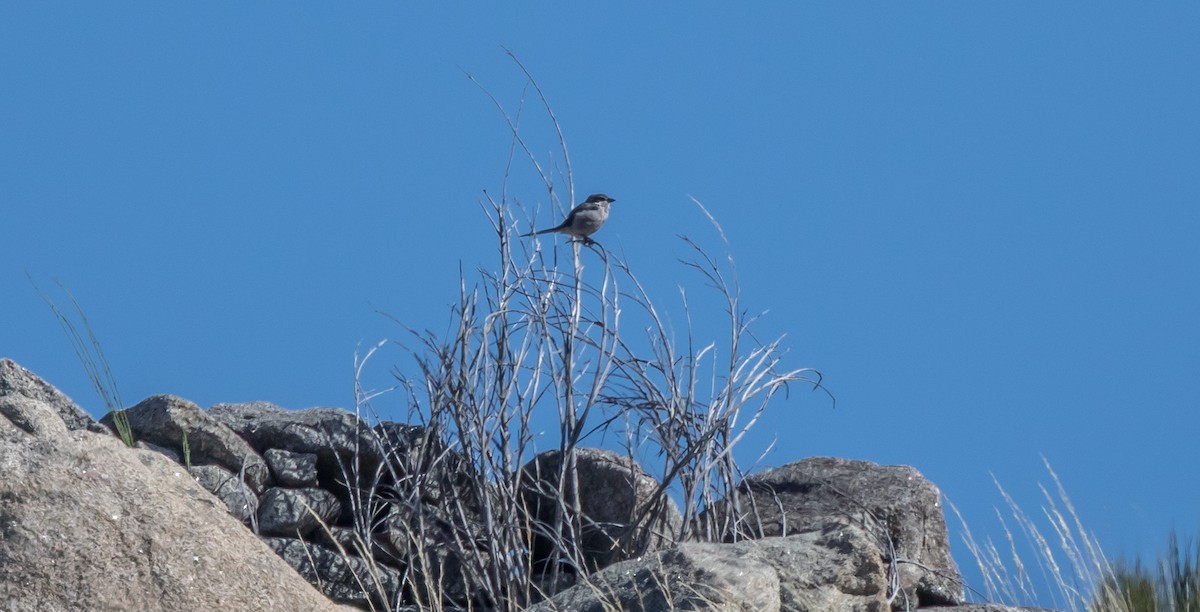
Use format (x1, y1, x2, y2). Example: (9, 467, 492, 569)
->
(28, 275, 135, 447)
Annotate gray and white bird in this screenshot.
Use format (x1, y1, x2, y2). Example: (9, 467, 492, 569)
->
(521, 194, 616, 244)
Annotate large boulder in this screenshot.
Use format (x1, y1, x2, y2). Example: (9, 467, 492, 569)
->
(527, 522, 890, 612)
(0, 386, 351, 611)
(706, 456, 965, 607)
(521, 448, 682, 574)
(101, 394, 270, 493)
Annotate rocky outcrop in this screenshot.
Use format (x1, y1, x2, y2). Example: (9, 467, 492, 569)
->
(0, 359, 1055, 612)
(0, 386, 351, 611)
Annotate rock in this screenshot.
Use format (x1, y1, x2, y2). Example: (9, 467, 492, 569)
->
(258, 487, 343, 538)
(209, 402, 386, 509)
(265, 537, 402, 609)
(372, 489, 493, 610)
(528, 522, 890, 612)
(101, 394, 270, 494)
(374, 422, 474, 504)
(763, 523, 891, 611)
(0, 390, 351, 611)
(0, 357, 106, 433)
(521, 448, 682, 573)
(313, 525, 369, 557)
(371, 421, 478, 506)
(706, 456, 965, 606)
(266, 448, 320, 487)
(374, 422, 442, 478)
(189, 463, 260, 523)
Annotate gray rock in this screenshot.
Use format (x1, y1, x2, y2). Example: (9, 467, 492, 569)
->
(0, 388, 352, 611)
(0, 357, 106, 433)
(209, 402, 386, 508)
(100, 394, 270, 494)
(373, 421, 478, 510)
(258, 486, 343, 538)
(705, 456, 965, 607)
(265, 537, 403, 609)
(764, 523, 891, 612)
(368, 444, 498, 610)
(521, 448, 682, 573)
(528, 523, 890, 612)
(313, 524, 371, 558)
(266, 448, 320, 487)
(371, 494, 492, 609)
(190, 463, 260, 523)
(374, 422, 463, 487)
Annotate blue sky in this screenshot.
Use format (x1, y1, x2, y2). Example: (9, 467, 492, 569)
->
(3, 4, 1198, 605)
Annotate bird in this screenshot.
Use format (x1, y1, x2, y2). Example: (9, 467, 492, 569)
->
(521, 194, 616, 245)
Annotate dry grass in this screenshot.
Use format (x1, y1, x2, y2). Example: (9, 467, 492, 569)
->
(947, 457, 1200, 612)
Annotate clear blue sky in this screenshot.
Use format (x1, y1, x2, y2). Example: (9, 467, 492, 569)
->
(4, 4, 1198, 606)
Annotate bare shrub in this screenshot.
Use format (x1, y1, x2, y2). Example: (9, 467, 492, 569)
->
(328, 57, 828, 611)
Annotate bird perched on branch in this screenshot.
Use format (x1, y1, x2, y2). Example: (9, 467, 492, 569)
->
(521, 194, 615, 245)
